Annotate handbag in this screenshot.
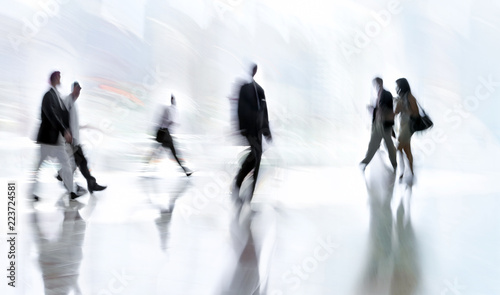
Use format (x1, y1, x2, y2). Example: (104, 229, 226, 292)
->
(410, 101, 433, 133)
(156, 128, 166, 143)
(155, 128, 173, 145)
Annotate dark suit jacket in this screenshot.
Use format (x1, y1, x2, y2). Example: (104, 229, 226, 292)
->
(238, 80, 271, 138)
(36, 88, 70, 145)
(372, 88, 394, 125)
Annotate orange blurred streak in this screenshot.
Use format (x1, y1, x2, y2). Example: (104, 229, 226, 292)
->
(99, 84, 144, 106)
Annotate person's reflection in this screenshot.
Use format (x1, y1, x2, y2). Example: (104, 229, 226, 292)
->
(358, 153, 420, 295)
(154, 178, 191, 251)
(390, 201, 420, 295)
(32, 195, 96, 295)
(155, 211, 173, 252)
(225, 204, 277, 295)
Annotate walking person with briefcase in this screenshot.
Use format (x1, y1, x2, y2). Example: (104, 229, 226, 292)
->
(149, 94, 192, 177)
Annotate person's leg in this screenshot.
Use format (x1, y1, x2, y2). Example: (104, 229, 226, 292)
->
(73, 145, 97, 188)
(382, 127, 397, 172)
(67, 144, 77, 173)
(165, 141, 184, 169)
(397, 148, 405, 180)
(402, 142, 414, 175)
(57, 143, 77, 180)
(361, 125, 383, 167)
(247, 136, 263, 200)
(235, 148, 257, 189)
(162, 129, 189, 174)
(148, 144, 163, 163)
(53, 145, 74, 194)
(31, 145, 50, 196)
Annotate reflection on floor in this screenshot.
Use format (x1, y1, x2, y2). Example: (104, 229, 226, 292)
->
(4, 150, 500, 295)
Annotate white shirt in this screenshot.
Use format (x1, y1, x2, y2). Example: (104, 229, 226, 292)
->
(158, 104, 176, 129)
(63, 94, 80, 146)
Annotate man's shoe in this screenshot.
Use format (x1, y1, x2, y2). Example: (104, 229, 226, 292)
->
(70, 192, 80, 200)
(184, 167, 193, 177)
(32, 194, 39, 202)
(89, 183, 107, 193)
(56, 174, 62, 181)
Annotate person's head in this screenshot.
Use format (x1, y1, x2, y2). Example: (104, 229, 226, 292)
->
(372, 77, 383, 92)
(251, 63, 258, 78)
(171, 94, 176, 105)
(395, 78, 411, 95)
(49, 71, 61, 87)
(71, 82, 81, 100)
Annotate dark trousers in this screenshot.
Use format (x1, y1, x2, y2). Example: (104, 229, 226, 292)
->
(59, 145, 96, 189)
(361, 123, 397, 170)
(73, 145, 96, 188)
(235, 135, 262, 200)
(157, 128, 186, 172)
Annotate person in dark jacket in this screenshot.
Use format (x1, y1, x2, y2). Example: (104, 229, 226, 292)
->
(31, 71, 81, 201)
(360, 77, 397, 173)
(233, 64, 272, 204)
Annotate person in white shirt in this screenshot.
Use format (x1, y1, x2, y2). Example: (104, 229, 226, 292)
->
(56, 82, 106, 193)
(150, 94, 192, 176)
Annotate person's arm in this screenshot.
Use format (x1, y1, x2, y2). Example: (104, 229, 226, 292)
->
(407, 93, 419, 117)
(237, 86, 248, 135)
(394, 98, 402, 115)
(260, 89, 272, 140)
(261, 95, 273, 140)
(66, 96, 79, 145)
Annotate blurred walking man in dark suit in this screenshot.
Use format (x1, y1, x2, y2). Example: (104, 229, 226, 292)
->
(360, 77, 397, 173)
(233, 64, 272, 205)
(31, 71, 81, 201)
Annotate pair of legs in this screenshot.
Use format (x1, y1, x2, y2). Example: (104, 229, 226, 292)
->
(396, 122, 414, 179)
(58, 144, 104, 191)
(32, 143, 75, 197)
(397, 140, 414, 179)
(151, 128, 191, 176)
(361, 123, 397, 172)
(234, 135, 263, 202)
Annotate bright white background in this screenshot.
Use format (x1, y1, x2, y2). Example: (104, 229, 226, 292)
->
(0, 0, 499, 173)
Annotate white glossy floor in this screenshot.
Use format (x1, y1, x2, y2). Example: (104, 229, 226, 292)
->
(1, 148, 500, 295)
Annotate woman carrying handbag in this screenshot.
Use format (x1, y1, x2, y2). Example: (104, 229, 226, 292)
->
(394, 78, 421, 181)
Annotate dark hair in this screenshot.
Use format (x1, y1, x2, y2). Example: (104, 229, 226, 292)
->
(251, 64, 258, 77)
(49, 71, 60, 83)
(396, 78, 411, 94)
